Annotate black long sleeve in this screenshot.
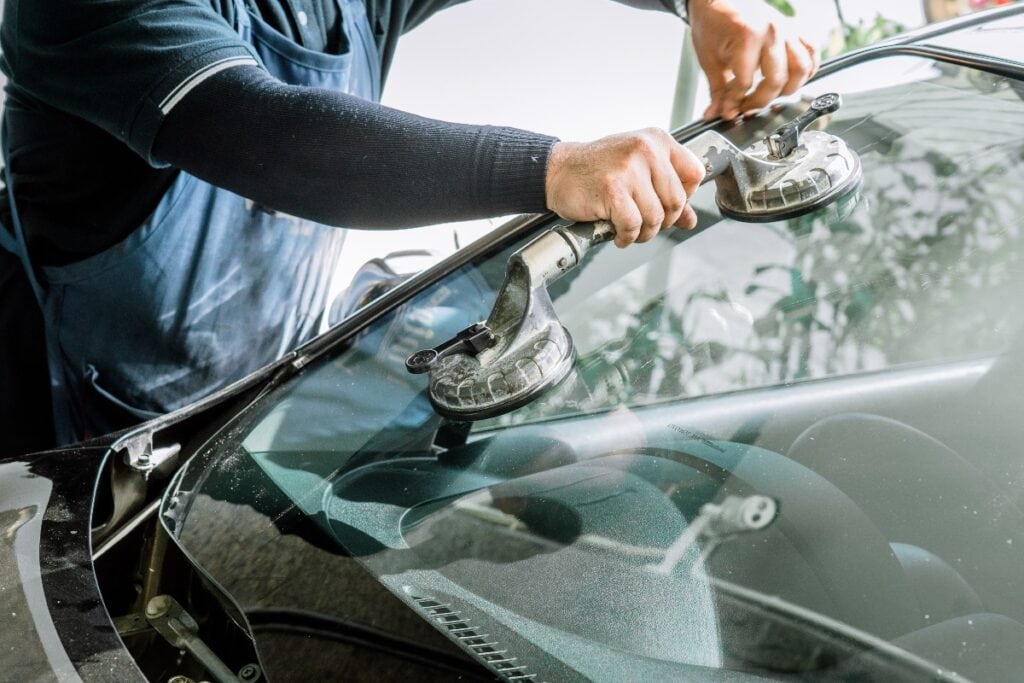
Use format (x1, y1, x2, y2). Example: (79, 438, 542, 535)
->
(153, 65, 558, 229)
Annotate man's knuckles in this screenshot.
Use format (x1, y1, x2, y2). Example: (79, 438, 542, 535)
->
(643, 209, 666, 232)
(662, 194, 685, 215)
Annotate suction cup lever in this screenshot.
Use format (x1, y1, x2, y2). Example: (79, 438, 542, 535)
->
(406, 322, 496, 374)
(765, 92, 842, 160)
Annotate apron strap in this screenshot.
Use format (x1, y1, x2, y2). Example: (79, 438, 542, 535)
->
(0, 212, 17, 254)
(231, 0, 253, 38)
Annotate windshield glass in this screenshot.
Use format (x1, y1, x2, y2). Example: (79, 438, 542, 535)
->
(162, 55, 1024, 682)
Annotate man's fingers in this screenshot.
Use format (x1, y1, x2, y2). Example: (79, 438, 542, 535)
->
(675, 203, 698, 230)
(690, 1, 820, 120)
(781, 38, 813, 95)
(739, 23, 786, 113)
(704, 67, 730, 121)
(720, 29, 761, 119)
(632, 185, 665, 244)
(801, 37, 821, 77)
(545, 129, 708, 248)
(609, 193, 644, 249)
(667, 142, 704, 231)
(669, 143, 705, 196)
(651, 157, 687, 230)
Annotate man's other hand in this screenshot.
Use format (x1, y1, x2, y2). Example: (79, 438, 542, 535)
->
(545, 129, 705, 248)
(689, 0, 819, 121)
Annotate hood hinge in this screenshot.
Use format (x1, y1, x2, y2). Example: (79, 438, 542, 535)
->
(114, 430, 182, 478)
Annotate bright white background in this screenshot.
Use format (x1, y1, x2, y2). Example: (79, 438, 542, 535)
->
(335, 0, 928, 284)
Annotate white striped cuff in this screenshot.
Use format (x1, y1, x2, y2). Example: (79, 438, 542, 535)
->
(159, 56, 259, 115)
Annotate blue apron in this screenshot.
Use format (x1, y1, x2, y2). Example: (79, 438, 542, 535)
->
(2, 0, 382, 444)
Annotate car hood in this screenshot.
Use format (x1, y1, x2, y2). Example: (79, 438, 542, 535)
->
(0, 446, 142, 680)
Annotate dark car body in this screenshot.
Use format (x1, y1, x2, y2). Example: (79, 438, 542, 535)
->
(6, 6, 1024, 681)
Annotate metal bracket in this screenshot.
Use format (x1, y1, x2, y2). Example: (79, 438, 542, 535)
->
(116, 431, 181, 476)
(145, 595, 242, 683)
(113, 612, 151, 638)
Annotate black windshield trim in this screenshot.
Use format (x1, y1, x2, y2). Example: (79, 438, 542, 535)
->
(878, 3, 1024, 47)
(818, 43, 1024, 82)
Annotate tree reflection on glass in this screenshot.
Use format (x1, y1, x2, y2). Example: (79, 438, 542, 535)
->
(612, 112, 1024, 404)
(489, 72, 1024, 427)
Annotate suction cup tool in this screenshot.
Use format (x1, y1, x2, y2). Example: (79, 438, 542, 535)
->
(409, 93, 862, 421)
(421, 316, 575, 421)
(713, 94, 863, 222)
(407, 249, 577, 421)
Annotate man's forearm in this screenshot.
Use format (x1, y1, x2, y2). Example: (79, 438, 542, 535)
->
(153, 66, 557, 228)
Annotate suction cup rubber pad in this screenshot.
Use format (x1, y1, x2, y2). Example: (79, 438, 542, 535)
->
(717, 130, 863, 223)
(428, 322, 575, 421)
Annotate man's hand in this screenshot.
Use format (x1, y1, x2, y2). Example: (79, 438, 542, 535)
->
(545, 128, 705, 248)
(689, 0, 819, 121)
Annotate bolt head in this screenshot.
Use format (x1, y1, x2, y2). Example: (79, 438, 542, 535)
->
(145, 595, 170, 618)
(239, 663, 262, 682)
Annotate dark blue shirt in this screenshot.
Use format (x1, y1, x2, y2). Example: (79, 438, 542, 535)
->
(0, 0, 676, 264)
(0, 0, 472, 263)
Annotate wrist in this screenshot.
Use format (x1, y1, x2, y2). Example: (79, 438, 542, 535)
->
(544, 141, 577, 212)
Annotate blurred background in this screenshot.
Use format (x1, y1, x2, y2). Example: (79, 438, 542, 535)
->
(335, 0, 1017, 286)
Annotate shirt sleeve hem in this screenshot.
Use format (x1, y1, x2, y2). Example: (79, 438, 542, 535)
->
(477, 128, 559, 215)
(125, 43, 263, 168)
